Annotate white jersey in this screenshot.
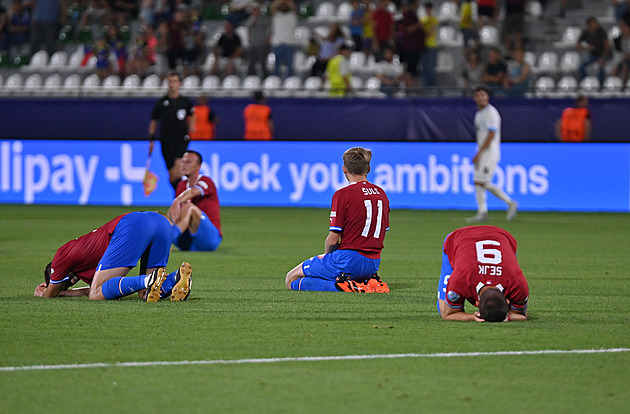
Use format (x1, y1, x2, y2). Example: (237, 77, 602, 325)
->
(271, 11, 298, 46)
(474, 103, 501, 161)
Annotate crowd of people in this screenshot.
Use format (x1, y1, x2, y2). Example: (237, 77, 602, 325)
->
(1, 0, 630, 95)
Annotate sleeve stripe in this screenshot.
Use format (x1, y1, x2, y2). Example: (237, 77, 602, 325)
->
(329, 226, 342, 232)
(50, 276, 70, 284)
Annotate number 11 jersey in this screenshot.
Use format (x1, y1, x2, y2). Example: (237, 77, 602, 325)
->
(329, 181, 390, 259)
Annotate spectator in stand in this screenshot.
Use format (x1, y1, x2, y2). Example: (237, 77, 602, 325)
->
(226, 0, 252, 27)
(126, 26, 153, 78)
(375, 46, 405, 96)
(323, 43, 353, 97)
(613, 20, 630, 87)
(462, 48, 483, 93)
(362, 0, 376, 59)
(245, 3, 271, 78)
(501, 0, 524, 53)
(30, 0, 64, 55)
(421, 2, 438, 88)
(79, 0, 109, 35)
(476, 0, 497, 32)
(459, 0, 478, 50)
(111, 0, 138, 26)
(211, 20, 243, 77)
(311, 22, 346, 78)
(399, 0, 424, 87)
(556, 95, 591, 142)
(482, 47, 507, 93)
(349, 0, 365, 51)
(190, 95, 219, 140)
(576, 16, 611, 86)
(270, 0, 298, 79)
(182, 24, 203, 77)
(3, 0, 30, 59)
(106, 24, 127, 77)
(93, 34, 112, 79)
(166, 7, 187, 69)
(501, 47, 530, 96)
(371, 0, 394, 61)
(0, 5, 7, 51)
(244, 90, 273, 140)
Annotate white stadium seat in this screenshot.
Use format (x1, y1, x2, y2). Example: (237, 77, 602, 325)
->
(24, 74, 43, 89)
(579, 76, 600, 95)
(202, 75, 220, 91)
(535, 51, 558, 74)
(480, 25, 499, 46)
(336, 2, 352, 22)
(243, 75, 262, 90)
(5, 73, 23, 89)
(601, 76, 623, 96)
(559, 51, 580, 73)
(554, 26, 582, 48)
(437, 1, 458, 23)
(311, 1, 336, 22)
(534, 76, 555, 97)
(28, 50, 48, 70)
(49, 51, 68, 69)
(182, 75, 200, 90)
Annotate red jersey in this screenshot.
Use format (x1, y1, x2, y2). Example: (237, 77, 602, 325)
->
(329, 181, 390, 259)
(176, 175, 222, 236)
(372, 9, 394, 43)
(50, 214, 127, 285)
(444, 225, 529, 311)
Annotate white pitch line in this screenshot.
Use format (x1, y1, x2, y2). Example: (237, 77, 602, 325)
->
(1, 348, 629, 373)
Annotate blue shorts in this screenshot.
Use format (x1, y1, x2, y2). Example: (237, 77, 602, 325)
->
(437, 233, 454, 312)
(98, 212, 172, 271)
(302, 249, 380, 282)
(172, 212, 222, 251)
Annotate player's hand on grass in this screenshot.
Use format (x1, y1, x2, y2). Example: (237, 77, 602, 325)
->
(34, 283, 46, 297)
(474, 311, 485, 322)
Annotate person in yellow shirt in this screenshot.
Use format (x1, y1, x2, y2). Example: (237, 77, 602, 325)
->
(459, 0, 479, 50)
(324, 44, 353, 97)
(421, 2, 439, 88)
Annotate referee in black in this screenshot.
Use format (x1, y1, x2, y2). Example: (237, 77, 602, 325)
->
(148, 71, 195, 190)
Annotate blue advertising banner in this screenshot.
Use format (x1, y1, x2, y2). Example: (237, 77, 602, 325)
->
(1, 140, 628, 212)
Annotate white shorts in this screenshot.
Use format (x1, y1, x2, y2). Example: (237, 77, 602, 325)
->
(474, 156, 498, 184)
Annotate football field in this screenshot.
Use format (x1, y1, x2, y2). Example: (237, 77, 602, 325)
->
(1, 204, 629, 413)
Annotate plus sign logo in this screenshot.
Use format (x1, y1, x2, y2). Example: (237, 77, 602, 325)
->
(104, 144, 146, 205)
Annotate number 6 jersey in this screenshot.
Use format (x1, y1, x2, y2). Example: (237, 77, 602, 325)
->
(329, 181, 390, 259)
(444, 225, 529, 311)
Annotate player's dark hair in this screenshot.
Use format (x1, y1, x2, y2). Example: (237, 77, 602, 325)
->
(254, 90, 265, 103)
(478, 288, 509, 322)
(474, 85, 490, 95)
(44, 261, 76, 291)
(167, 71, 182, 81)
(343, 147, 372, 175)
(185, 150, 203, 165)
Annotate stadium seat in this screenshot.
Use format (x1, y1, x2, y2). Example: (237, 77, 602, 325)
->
(313, 25, 330, 40)
(24, 74, 43, 94)
(243, 75, 262, 90)
(559, 51, 580, 73)
(262, 75, 281, 90)
(202, 75, 220, 91)
(102, 74, 121, 93)
(534, 76, 555, 97)
(62, 74, 81, 96)
(437, 1, 458, 23)
(365, 76, 381, 91)
(480, 25, 499, 47)
(535, 51, 558, 74)
(28, 50, 49, 70)
(43, 74, 62, 95)
(554, 26, 582, 48)
(201, 53, 216, 73)
(283, 75, 302, 92)
(608, 25, 621, 43)
(437, 26, 462, 47)
(182, 75, 200, 90)
(222, 74, 241, 88)
(435, 50, 454, 73)
(602, 76, 623, 96)
(336, 1, 352, 22)
(311, 2, 336, 22)
(82, 74, 101, 95)
(526, 0, 543, 18)
(68, 48, 84, 69)
(579, 76, 600, 95)
(5, 73, 23, 89)
(120, 74, 141, 95)
(349, 51, 366, 71)
(294, 26, 311, 48)
(350, 77, 363, 90)
(142, 74, 160, 89)
(524, 51, 537, 68)
(555, 76, 578, 97)
(49, 51, 68, 69)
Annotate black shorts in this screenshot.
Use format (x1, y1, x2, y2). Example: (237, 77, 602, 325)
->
(161, 141, 188, 170)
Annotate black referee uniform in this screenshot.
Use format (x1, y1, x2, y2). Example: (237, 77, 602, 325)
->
(151, 95, 194, 172)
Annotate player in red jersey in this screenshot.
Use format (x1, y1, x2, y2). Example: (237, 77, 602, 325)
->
(34, 211, 193, 302)
(285, 147, 391, 292)
(437, 225, 529, 322)
(168, 150, 222, 251)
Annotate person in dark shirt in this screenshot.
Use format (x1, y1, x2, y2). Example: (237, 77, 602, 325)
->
(482, 47, 507, 93)
(576, 16, 611, 85)
(148, 71, 195, 190)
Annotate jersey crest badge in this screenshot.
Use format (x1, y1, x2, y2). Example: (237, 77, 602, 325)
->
(177, 109, 187, 120)
(447, 291, 460, 302)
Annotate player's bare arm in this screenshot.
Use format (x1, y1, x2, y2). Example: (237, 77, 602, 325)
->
(473, 130, 495, 165)
(324, 231, 341, 254)
(439, 300, 483, 322)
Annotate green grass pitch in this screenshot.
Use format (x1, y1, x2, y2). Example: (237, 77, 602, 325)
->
(0, 204, 629, 413)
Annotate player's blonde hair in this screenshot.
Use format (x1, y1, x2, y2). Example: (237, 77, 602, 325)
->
(343, 147, 372, 176)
